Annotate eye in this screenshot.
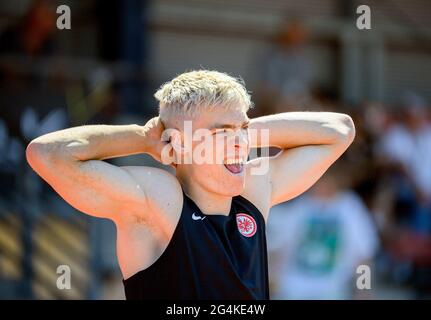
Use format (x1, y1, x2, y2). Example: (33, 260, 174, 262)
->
(213, 128, 230, 135)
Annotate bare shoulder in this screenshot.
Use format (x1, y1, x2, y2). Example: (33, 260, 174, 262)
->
(121, 166, 184, 224)
(241, 158, 272, 221)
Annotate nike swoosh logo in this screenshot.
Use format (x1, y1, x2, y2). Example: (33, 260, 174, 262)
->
(192, 213, 206, 221)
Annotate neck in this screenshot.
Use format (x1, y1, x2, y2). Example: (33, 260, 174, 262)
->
(177, 172, 233, 216)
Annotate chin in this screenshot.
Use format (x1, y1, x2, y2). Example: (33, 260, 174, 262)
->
(194, 164, 246, 197)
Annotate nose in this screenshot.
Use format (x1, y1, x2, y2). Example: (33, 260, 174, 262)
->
(231, 129, 249, 159)
(224, 129, 249, 157)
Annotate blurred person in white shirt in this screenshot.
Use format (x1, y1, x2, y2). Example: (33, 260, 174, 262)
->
(267, 163, 379, 299)
(377, 93, 431, 234)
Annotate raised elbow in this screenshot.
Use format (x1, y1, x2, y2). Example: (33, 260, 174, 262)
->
(26, 141, 47, 171)
(26, 140, 63, 174)
(26, 141, 40, 163)
(337, 113, 356, 144)
(345, 115, 356, 143)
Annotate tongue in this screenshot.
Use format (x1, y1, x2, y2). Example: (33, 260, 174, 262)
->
(224, 163, 243, 174)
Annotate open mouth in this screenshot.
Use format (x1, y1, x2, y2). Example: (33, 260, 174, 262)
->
(224, 159, 245, 174)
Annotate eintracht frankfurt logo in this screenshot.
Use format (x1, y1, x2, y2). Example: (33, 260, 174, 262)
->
(236, 213, 257, 237)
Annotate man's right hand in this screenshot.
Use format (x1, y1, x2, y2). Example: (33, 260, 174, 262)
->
(141, 117, 168, 163)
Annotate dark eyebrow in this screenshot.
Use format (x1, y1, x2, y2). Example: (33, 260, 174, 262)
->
(210, 120, 250, 130)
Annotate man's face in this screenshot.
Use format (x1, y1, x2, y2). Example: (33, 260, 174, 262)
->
(178, 108, 250, 197)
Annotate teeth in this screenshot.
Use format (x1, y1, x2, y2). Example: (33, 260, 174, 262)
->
(225, 159, 243, 165)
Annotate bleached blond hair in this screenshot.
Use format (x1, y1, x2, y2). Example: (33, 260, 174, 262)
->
(154, 70, 253, 124)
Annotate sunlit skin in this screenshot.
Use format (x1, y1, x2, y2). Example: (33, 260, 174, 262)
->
(26, 108, 355, 279)
(174, 108, 251, 212)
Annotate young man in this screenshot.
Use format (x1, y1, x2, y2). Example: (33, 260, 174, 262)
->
(26, 70, 355, 299)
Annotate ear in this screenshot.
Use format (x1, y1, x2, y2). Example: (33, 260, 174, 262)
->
(161, 128, 189, 165)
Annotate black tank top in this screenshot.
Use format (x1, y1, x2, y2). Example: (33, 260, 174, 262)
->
(122, 190, 269, 300)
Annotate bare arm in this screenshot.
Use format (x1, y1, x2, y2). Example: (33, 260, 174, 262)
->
(249, 111, 355, 207)
(26, 118, 176, 222)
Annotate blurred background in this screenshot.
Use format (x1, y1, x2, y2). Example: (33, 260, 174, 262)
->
(0, 0, 430, 299)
